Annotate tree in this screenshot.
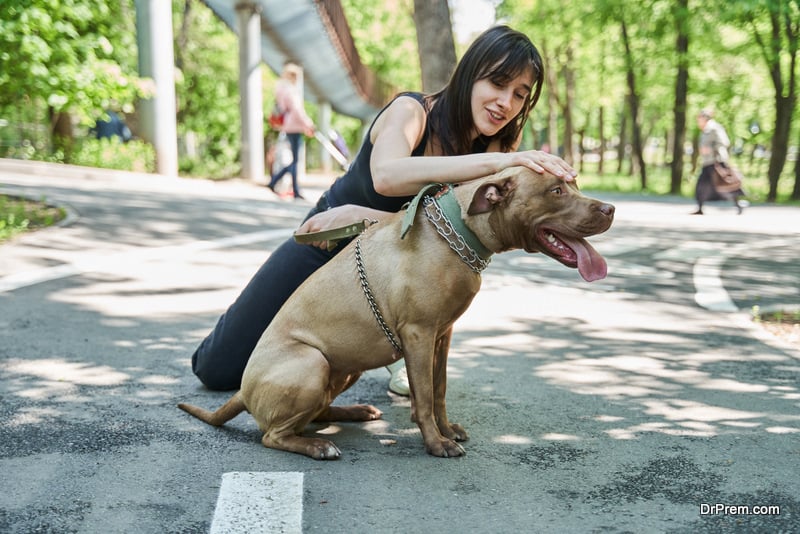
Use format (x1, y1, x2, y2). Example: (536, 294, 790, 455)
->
(737, 0, 800, 201)
(341, 0, 421, 92)
(0, 0, 145, 155)
(173, 0, 241, 178)
(620, 18, 647, 189)
(498, 0, 597, 164)
(670, 0, 690, 195)
(412, 0, 457, 92)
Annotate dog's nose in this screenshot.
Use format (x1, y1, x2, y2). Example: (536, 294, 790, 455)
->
(596, 203, 615, 217)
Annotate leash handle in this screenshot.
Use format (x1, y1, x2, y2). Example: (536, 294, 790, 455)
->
(293, 219, 377, 250)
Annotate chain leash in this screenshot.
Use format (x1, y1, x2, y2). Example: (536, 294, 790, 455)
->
(355, 237, 403, 354)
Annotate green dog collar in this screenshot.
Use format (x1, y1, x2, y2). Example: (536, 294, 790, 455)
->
(400, 183, 492, 262)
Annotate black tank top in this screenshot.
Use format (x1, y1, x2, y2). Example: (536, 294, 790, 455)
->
(325, 92, 428, 212)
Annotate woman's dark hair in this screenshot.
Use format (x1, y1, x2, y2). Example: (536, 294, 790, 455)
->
(426, 25, 544, 156)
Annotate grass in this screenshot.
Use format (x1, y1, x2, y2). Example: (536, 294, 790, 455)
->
(0, 194, 66, 242)
(752, 306, 800, 325)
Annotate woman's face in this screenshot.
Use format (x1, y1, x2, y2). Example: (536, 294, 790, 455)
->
(470, 67, 534, 138)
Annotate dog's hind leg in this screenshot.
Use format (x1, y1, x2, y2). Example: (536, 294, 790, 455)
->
(178, 393, 246, 427)
(261, 417, 343, 460)
(249, 348, 346, 460)
(315, 404, 382, 422)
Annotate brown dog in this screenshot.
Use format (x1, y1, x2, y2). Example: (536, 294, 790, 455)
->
(179, 166, 614, 460)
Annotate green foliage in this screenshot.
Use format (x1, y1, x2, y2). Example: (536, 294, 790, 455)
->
(340, 0, 421, 92)
(0, 0, 145, 125)
(0, 195, 65, 242)
(173, 0, 241, 179)
(498, 0, 799, 198)
(69, 138, 155, 173)
(1, 0, 798, 200)
(178, 153, 240, 181)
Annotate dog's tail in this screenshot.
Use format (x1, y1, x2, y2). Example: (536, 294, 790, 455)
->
(178, 393, 246, 427)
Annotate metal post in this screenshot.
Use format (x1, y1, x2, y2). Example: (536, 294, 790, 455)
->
(135, 0, 179, 176)
(236, 2, 265, 184)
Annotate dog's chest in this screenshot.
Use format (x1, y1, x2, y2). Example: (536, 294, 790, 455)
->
(357, 224, 480, 314)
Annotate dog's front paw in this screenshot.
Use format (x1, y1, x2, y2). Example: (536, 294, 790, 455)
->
(425, 438, 466, 458)
(441, 423, 468, 442)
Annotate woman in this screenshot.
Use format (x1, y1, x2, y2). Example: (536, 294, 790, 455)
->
(692, 109, 745, 215)
(192, 25, 576, 392)
(269, 63, 315, 199)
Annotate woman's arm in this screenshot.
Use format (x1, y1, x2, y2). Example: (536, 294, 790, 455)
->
(369, 96, 576, 197)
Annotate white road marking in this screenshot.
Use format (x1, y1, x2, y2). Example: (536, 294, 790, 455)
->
(691, 238, 794, 313)
(694, 256, 738, 312)
(210, 472, 303, 534)
(0, 228, 289, 293)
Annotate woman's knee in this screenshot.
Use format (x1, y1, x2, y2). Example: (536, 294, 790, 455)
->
(191, 345, 245, 391)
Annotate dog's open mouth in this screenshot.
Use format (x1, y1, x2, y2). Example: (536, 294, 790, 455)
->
(537, 227, 608, 282)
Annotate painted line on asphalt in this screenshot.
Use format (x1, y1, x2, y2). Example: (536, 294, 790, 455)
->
(210, 472, 303, 534)
(692, 237, 794, 313)
(0, 228, 290, 293)
(694, 256, 737, 312)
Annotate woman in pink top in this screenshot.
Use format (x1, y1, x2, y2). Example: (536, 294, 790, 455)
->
(269, 63, 315, 199)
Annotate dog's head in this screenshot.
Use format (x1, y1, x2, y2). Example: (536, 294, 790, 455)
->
(463, 166, 614, 282)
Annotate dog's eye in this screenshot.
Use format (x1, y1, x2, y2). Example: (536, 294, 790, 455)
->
(550, 186, 563, 195)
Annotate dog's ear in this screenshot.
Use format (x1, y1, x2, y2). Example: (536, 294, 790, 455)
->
(467, 178, 517, 215)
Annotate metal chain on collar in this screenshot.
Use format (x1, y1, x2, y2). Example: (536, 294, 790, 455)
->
(355, 237, 403, 354)
(423, 196, 490, 274)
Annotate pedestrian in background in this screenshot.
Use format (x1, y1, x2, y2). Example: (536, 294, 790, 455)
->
(268, 62, 315, 200)
(692, 109, 745, 215)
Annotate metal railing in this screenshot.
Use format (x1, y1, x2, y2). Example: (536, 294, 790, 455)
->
(314, 0, 394, 108)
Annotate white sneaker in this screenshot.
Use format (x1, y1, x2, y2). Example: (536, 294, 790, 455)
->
(386, 360, 410, 396)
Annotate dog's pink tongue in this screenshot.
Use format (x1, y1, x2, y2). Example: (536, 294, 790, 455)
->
(561, 236, 607, 282)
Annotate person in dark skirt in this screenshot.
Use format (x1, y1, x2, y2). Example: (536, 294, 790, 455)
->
(692, 109, 745, 215)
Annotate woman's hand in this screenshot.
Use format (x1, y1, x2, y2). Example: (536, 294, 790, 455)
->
(296, 204, 390, 249)
(510, 150, 577, 181)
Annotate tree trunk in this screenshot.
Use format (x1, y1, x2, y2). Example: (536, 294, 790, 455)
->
(561, 47, 576, 165)
(670, 0, 689, 195)
(794, 126, 800, 200)
(49, 107, 73, 159)
(542, 43, 560, 155)
(621, 19, 647, 189)
(412, 0, 457, 93)
(598, 105, 605, 175)
(616, 105, 627, 174)
(176, 0, 192, 71)
(757, 5, 797, 202)
(768, 95, 793, 201)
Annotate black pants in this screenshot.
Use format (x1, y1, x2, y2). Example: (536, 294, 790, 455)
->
(191, 196, 345, 390)
(269, 133, 303, 197)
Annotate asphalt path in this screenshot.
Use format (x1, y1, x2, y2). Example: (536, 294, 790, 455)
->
(1, 159, 798, 533)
